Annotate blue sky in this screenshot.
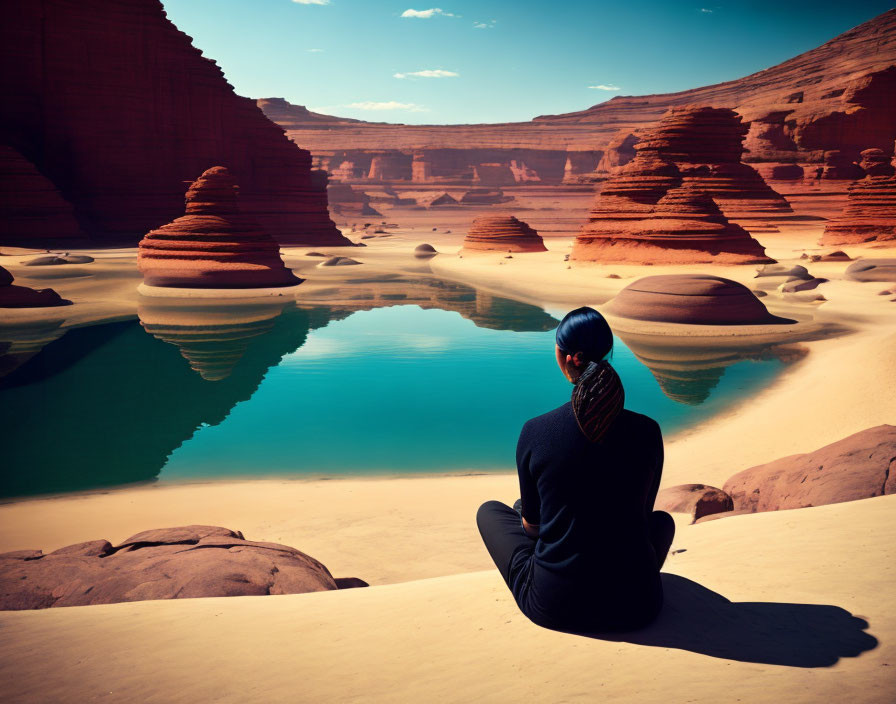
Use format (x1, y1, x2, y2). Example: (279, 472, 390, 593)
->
(161, 1, 893, 124)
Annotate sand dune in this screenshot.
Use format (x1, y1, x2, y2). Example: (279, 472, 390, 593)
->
(1, 495, 892, 703)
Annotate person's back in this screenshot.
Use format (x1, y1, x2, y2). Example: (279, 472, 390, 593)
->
(476, 306, 674, 633)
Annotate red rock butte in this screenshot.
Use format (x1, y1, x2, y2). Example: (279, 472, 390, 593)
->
(0, 265, 71, 308)
(822, 148, 896, 245)
(462, 214, 547, 253)
(605, 274, 793, 325)
(573, 183, 774, 264)
(137, 167, 303, 290)
(0, 0, 349, 247)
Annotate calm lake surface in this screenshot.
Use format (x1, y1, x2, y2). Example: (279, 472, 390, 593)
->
(0, 276, 788, 498)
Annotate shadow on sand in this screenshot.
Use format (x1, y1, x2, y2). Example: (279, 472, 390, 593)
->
(583, 574, 878, 667)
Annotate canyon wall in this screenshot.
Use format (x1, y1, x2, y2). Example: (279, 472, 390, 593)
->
(260, 9, 896, 185)
(0, 0, 349, 247)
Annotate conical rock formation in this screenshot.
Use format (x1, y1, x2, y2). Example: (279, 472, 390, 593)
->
(462, 214, 547, 253)
(137, 167, 303, 289)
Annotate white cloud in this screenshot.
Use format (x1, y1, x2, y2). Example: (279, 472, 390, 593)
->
(344, 101, 429, 112)
(306, 48, 324, 53)
(700, 7, 713, 12)
(589, 84, 620, 91)
(292, 0, 330, 5)
(394, 69, 459, 79)
(473, 19, 497, 29)
(401, 8, 456, 18)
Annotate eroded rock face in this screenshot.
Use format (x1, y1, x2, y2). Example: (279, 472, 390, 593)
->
(0, 146, 83, 243)
(0, 525, 367, 610)
(0, 265, 71, 308)
(605, 274, 792, 325)
(137, 167, 303, 289)
(462, 214, 547, 253)
(822, 149, 896, 245)
(722, 425, 896, 514)
(1, 1, 348, 246)
(655, 484, 734, 522)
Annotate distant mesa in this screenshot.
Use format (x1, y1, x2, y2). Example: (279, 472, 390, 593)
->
(137, 301, 286, 381)
(462, 214, 547, 253)
(137, 167, 303, 290)
(319, 256, 362, 267)
(573, 182, 774, 264)
(460, 189, 513, 206)
(605, 275, 794, 325)
(822, 148, 896, 245)
(0, 525, 368, 610)
(0, 265, 71, 308)
(844, 258, 896, 283)
(719, 425, 896, 517)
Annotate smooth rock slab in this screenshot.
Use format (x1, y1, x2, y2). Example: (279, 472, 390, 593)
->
(723, 425, 896, 514)
(845, 259, 896, 283)
(655, 484, 734, 522)
(0, 525, 366, 610)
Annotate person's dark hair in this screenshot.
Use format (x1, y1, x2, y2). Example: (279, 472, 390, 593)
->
(555, 306, 613, 362)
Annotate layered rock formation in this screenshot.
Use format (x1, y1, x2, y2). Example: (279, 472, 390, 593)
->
(722, 425, 896, 514)
(573, 183, 774, 264)
(0, 525, 368, 610)
(462, 214, 547, 253)
(1, 1, 348, 246)
(137, 167, 303, 289)
(0, 266, 71, 308)
(0, 146, 83, 242)
(605, 275, 792, 325)
(261, 11, 896, 184)
(822, 149, 896, 245)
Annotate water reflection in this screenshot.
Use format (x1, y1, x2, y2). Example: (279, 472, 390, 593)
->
(0, 318, 68, 379)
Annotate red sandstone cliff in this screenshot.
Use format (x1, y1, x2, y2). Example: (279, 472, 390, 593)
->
(0, 0, 350, 247)
(260, 9, 896, 185)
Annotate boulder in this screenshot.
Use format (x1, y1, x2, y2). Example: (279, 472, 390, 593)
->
(0, 265, 71, 308)
(655, 484, 734, 522)
(0, 525, 366, 610)
(723, 425, 896, 514)
(845, 259, 896, 283)
(605, 274, 794, 325)
(320, 256, 362, 267)
(414, 243, 439, 259)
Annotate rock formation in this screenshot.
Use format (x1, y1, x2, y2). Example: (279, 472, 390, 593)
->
(1, 1, 349, 247)
(460, 189, 513, 205)
(0, 266, 71, 308)
(605, 275, 793, 325)
(414, 243, 438, 259)
(0, 525, 367, 610)
(0, 146, 83, 243)
(655, 484, 734, 522)
(260, 12, 896, 185)
(822, 149, 896, 245)
(462, 214, 547, 253)
(573, 183, 774, 264)
(844, 259, 896, 283)
(821, 151, 864, 181)
(721, 425, 896, 515)
(137, 167, 303, 289)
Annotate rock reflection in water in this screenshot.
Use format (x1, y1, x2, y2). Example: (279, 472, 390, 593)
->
(0, 318, 68, 379)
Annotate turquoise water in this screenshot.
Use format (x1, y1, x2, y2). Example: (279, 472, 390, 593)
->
(0, 281, 787, 498)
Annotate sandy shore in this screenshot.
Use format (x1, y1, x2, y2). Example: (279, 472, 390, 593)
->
(2, 211, 895, 701)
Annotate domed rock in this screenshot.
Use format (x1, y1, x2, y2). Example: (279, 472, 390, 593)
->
(605, 274, 794, 325)
(723, 425, 896, 514)
(844, 258, 896, 282)
(137, 167, 303, 289)
(23, 253, 94, 266)
(0, 265, 71, 308)
(574, 184, 773, 264)
(414, 243, 439, 259)
(462, 214, 547, 253)
(822, 149, 896, 245)
(319, 256, 362, 267)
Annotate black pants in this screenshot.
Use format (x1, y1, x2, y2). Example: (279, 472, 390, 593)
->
(476, 500, 535, 587)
